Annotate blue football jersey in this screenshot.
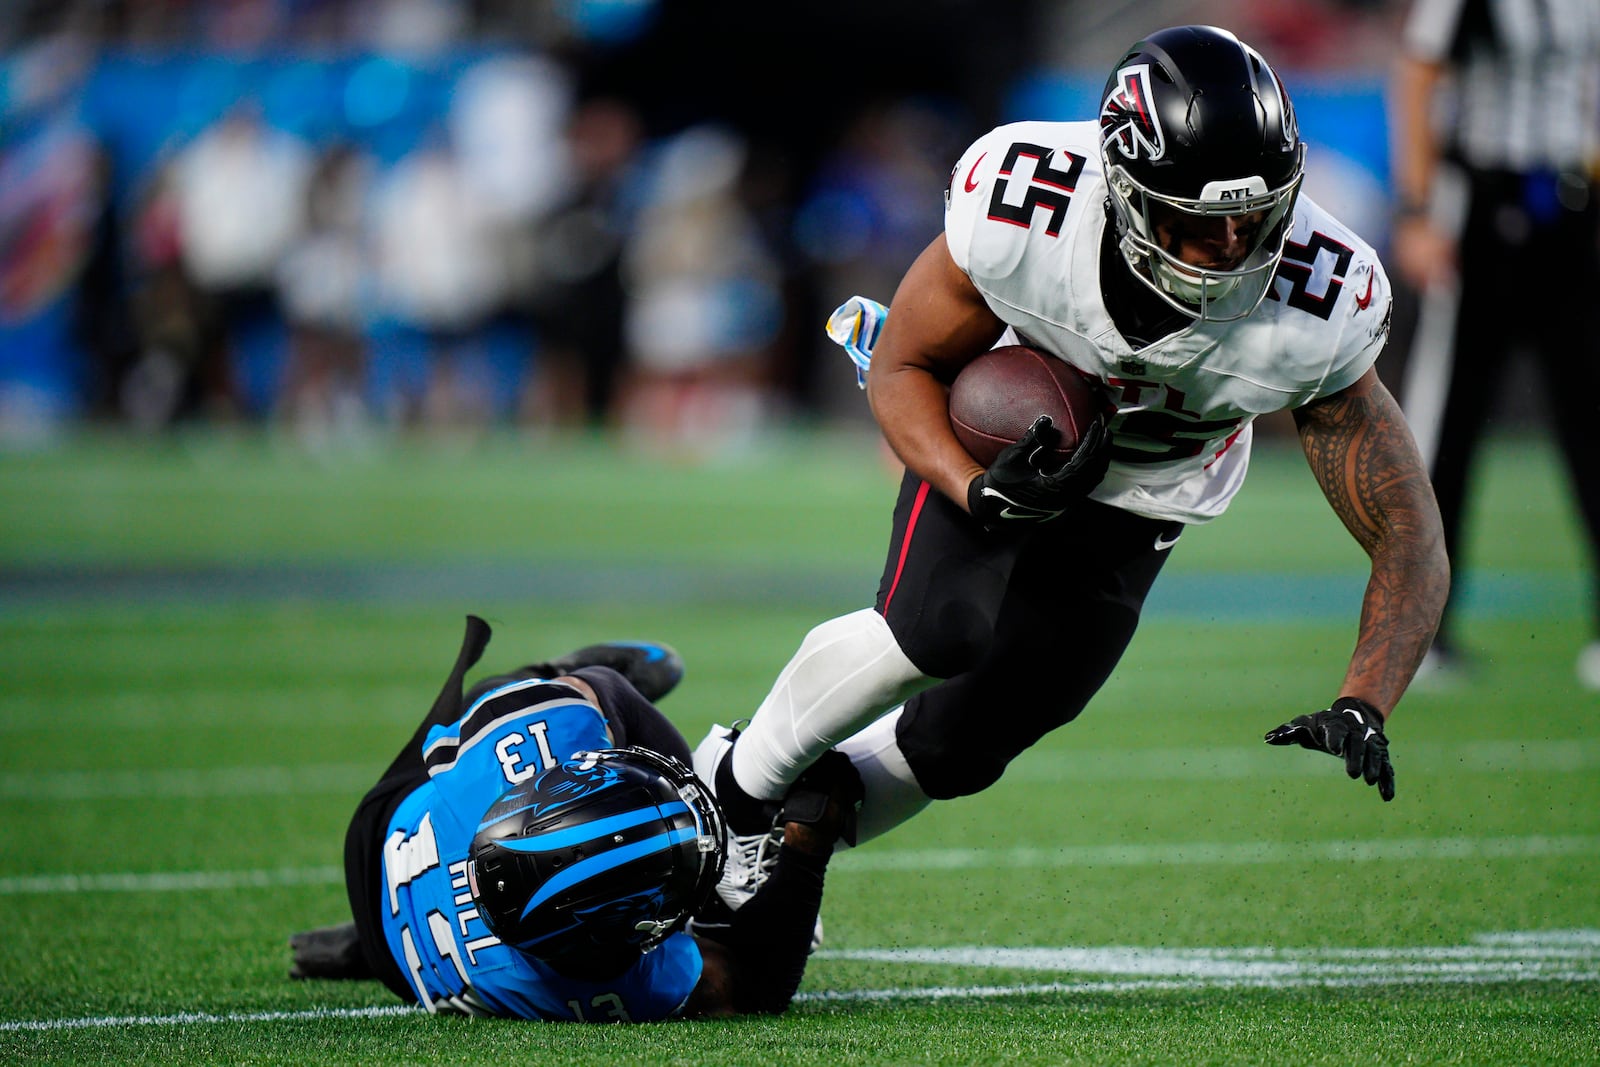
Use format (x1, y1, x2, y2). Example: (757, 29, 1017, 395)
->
(377, 676, 704, 1022)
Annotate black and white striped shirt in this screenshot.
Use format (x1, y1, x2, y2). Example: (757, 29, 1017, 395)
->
(1404, 0, 1600, 173)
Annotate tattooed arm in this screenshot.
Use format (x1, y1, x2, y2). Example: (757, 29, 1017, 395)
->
(1292, 367, 1450, 717)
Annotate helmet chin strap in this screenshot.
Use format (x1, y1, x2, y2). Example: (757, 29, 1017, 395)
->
(1116, 230, 1208, 319)
(1152, 257, 1241, 305)
(1115, 227, 1259, 323)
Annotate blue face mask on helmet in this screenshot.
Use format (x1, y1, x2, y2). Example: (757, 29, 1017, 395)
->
(467, 747, 725, 971)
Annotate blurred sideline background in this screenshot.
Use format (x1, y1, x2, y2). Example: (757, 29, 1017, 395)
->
(0, 0, 1469, 457)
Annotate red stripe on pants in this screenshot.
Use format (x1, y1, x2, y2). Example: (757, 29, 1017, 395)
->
(880, 480, 931, 616)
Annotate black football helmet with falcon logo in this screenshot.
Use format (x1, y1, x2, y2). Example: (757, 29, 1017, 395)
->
(1098, 24, 1305, 321)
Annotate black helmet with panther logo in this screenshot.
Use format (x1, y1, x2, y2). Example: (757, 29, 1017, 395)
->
(468, 747, 725, 974)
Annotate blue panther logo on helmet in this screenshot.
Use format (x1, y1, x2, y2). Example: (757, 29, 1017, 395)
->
(533, 755, 622, 805)
(476, 754, 623, 834)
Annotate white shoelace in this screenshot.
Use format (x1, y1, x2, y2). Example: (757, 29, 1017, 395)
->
(721, 826, 783, 898)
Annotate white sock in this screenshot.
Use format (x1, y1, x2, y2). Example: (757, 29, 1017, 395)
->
(835, 707, 931, 846)
(732, 608, 928, 801)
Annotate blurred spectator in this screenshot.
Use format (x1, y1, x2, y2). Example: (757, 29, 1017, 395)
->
(354, 0, 467, 54)
(1243, 0, 1399, 72)
(449, 52, 573, 228)
(123, 161, 214, 430)
(619, 124, 784, 456)
(75, 144, 139, 421)
(1388, 0, 1600, 688)
(170, 103, 314, 416)
(792, 100, 962, 421)
(448, 52, 576, 432)
(367, 128, 503, 430)
(795, 102, 956, 298)
(275, 142, 373, 447)
(523, 95, 644, 432)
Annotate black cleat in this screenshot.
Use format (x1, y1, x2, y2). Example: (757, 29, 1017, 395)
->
(288, 921, 374, 980)
(531, 641, 685, 702)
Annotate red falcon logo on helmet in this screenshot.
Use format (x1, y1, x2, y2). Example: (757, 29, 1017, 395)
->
(1100, 63, 1165, 162)
(1270, 69, 1298, 149)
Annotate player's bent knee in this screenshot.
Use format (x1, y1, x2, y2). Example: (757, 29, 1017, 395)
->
(736, 609, 931, 801)
(791, 608, 928, 712)
(896, 735, 1009, 800)
(886, 563, 1007, 677)
(893, 706, 1016, 800)
(890, 667, 1085, 800)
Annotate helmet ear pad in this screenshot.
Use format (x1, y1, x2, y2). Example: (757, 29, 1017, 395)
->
(1098, 25, 1305, 321)
(468, 747, 726, 971)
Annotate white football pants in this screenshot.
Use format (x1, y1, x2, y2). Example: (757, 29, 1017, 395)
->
(730, 608, 933, 841)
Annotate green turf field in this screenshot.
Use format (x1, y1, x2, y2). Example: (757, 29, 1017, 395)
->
(1, 429, 1596, 1064)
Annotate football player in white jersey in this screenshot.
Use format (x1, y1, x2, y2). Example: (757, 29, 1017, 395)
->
(694, 25, 1450, 914)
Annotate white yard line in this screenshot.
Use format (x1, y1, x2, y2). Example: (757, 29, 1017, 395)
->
(4, 932, 1596, 1031)
(0, 867, 344, 894)
(0, 764, 373, 799)
(813, 930, 1600, 979)
(795, 968, 1600, 1003)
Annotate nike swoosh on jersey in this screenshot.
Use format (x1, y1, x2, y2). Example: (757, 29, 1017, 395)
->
(963, 151, 987, 193)
(1354, 273, 1375, 310)
(1153, 531, 1182, 550)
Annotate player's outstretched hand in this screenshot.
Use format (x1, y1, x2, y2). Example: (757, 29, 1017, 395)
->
(1264, 697, 1395, 801)
(967, 414, 1109, 528)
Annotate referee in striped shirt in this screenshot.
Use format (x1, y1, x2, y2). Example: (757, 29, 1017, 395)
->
(1390, 0, 1600, 688)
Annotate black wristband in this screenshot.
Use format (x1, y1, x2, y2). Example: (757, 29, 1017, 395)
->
(966, 473, 985, 517)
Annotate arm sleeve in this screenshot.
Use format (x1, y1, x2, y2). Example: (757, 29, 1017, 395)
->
(717, 844, 830, 1015)
(567, 665, 693, 766)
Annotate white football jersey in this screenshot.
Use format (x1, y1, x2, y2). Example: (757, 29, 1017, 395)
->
(945, 120, 1392, 524)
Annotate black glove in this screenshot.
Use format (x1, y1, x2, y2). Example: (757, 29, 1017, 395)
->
(780, 749, 865, 847)
(1264, 696, 1395, 802)
(966, 414, 1110, 527)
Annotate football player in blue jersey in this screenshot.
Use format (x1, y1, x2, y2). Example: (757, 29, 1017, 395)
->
(289, 614, 859, 1021)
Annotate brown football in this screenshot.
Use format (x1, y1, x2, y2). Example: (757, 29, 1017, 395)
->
(949, 345, 1104, 467)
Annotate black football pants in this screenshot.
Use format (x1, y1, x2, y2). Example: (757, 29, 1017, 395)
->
(875, 471, 1181, 799)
